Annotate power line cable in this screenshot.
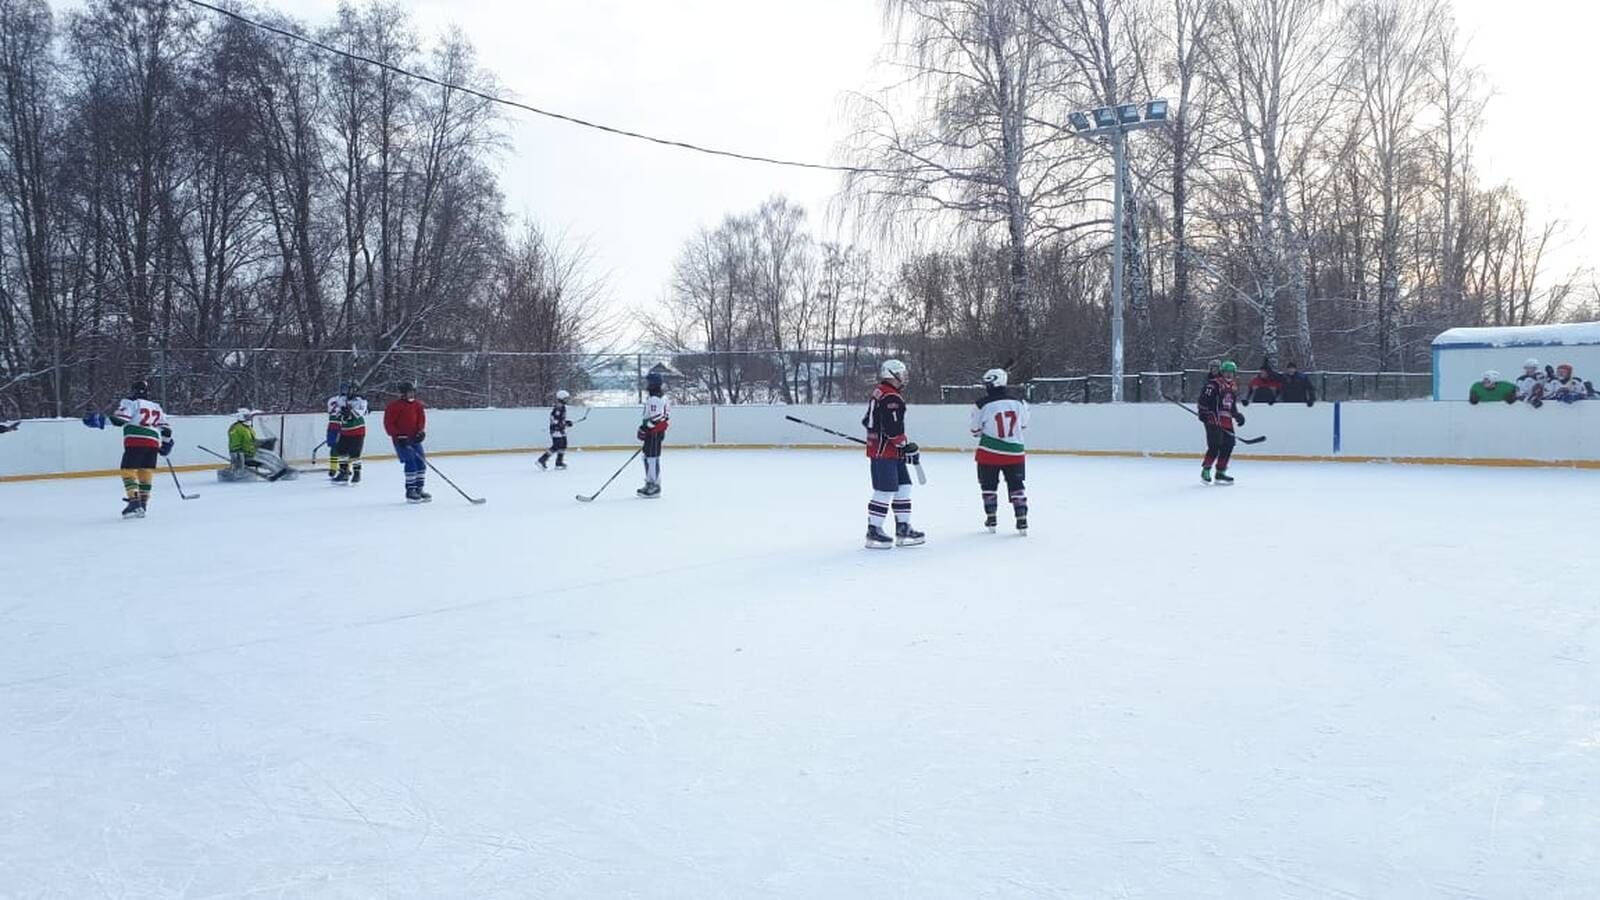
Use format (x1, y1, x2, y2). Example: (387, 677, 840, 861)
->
(183, 0, 878, 174)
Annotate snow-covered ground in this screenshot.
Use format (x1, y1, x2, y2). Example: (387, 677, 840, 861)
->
(3, 450, 1597, 898)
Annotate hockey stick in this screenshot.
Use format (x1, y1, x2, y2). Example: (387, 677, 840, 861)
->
(424, 459, 487, 504)
(311, 439, 327, 465)
(576, 447, 642, 502)
(198, 444, 264, 476)
(784, 415, 865, 444)
(164, 457, 200, 499)
(1166, 398, 1267, 444)
(784, 415, 927, 484)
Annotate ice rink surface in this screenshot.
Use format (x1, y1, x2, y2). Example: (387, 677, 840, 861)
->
(3, 449, 1597, 898)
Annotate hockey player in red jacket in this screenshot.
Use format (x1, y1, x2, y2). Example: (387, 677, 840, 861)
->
(383, 382, 430, 502)
(862, 359, 925, 549)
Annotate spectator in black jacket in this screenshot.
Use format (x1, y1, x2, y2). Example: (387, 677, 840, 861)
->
(1280, 362, 1316, 406)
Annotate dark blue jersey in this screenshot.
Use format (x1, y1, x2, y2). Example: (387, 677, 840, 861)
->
(549, 403, 572, 437)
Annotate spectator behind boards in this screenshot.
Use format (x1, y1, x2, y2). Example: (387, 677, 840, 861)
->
(1279, 361, 1316, 406)
(1243, 363, 1284, 405)
(1468, 371, 1517, 404)
(1515, 359, 1547, 408)
(1543, 363, 1594, 403)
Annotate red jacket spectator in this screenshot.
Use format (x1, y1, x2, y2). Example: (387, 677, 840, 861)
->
(384, 396, 426, 440)
(1244, 367, 1284, 405)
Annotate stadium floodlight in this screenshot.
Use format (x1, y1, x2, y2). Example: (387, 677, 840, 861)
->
(1065, 99, 1174, 401)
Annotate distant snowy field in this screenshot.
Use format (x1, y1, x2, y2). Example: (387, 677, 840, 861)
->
(3, 451, 1596, 898)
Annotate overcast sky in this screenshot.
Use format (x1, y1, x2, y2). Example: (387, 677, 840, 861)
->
(67, 0, 1600, 335)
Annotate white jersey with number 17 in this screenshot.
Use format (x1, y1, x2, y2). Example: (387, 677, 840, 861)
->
(970, 397, 1028, 465)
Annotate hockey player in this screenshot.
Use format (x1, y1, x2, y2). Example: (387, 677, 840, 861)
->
(969, 367, 1029, 534)
(1197, 361, 1243, 485)
(0, 420, 17, 433)
(383, 381, 430, 502)
(1515, 359, 1547, 407)
(1544, 363, 1593, 404)
(537, 389, 573, 470)
(324, 382, 348, 479)
(863, 359, 924, 548)
(223, 409, 291, 481)
(1468, 371, 1517, 404)
(109, 379, 173, 517)
(636, 374, 669, 497)
(332, 387, 369, 484)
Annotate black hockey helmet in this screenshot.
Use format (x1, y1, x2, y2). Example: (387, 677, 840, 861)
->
(130, 379, 150, 399)
(645, 372, 664, 394)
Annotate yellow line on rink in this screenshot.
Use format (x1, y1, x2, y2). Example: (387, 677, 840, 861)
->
(3, 444, 1596, 483)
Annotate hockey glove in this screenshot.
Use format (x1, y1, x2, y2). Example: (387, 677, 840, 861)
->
(637, 426, 649, 442)
(901, 441, 919, 456)
(159, 439, 174, 457)
(1546, 365, 1556, 380)
(1232, 411, 1246, 427)
(412, 431, 425, 445)
(82, 412, 107, 429)
(906, 451, 922, 467)
(159, 425, 172, 439)
(1504, 393, 1518, 405)
(564, 420, 574, 429)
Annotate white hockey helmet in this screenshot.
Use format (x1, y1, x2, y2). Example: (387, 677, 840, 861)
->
(555, 389, 570, 401)
(235, 407, 258, 422)
(982, 368, 1008, 388)
(1524, 358, 1540, 370)
(880, 359, 908, 384)
(1482, 370, 1500, 383)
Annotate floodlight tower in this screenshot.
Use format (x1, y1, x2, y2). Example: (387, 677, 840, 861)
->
(1067, 100, 1170, 401)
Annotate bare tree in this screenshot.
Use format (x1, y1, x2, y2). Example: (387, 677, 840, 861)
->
(846, 0, 1079, 378)
(1203, 0, 1339, 365)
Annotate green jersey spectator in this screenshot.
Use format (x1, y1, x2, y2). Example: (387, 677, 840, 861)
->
(1468, 371, 1517, 404)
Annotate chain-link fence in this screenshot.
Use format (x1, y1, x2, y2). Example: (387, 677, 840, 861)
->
(0, 347, 899, 418)
(940, 370, 1433, 404)
(0, 343, 1435, 418)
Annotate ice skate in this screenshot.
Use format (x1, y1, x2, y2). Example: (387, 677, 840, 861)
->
(1214, 470, 1234, 485)
(985, 513, 997, 533)
(536, 454, 549, 470)
(1201, 467, 1212, 484)
(1016, 515, 1028, 536)
(895, 522, 926, 547)
(121, 498, 143, 519)
(865, 525, 894, 550)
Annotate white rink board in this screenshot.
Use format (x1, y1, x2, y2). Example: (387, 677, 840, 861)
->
(2, 451, 1596, 897)
(2, 400, 1598, 479)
